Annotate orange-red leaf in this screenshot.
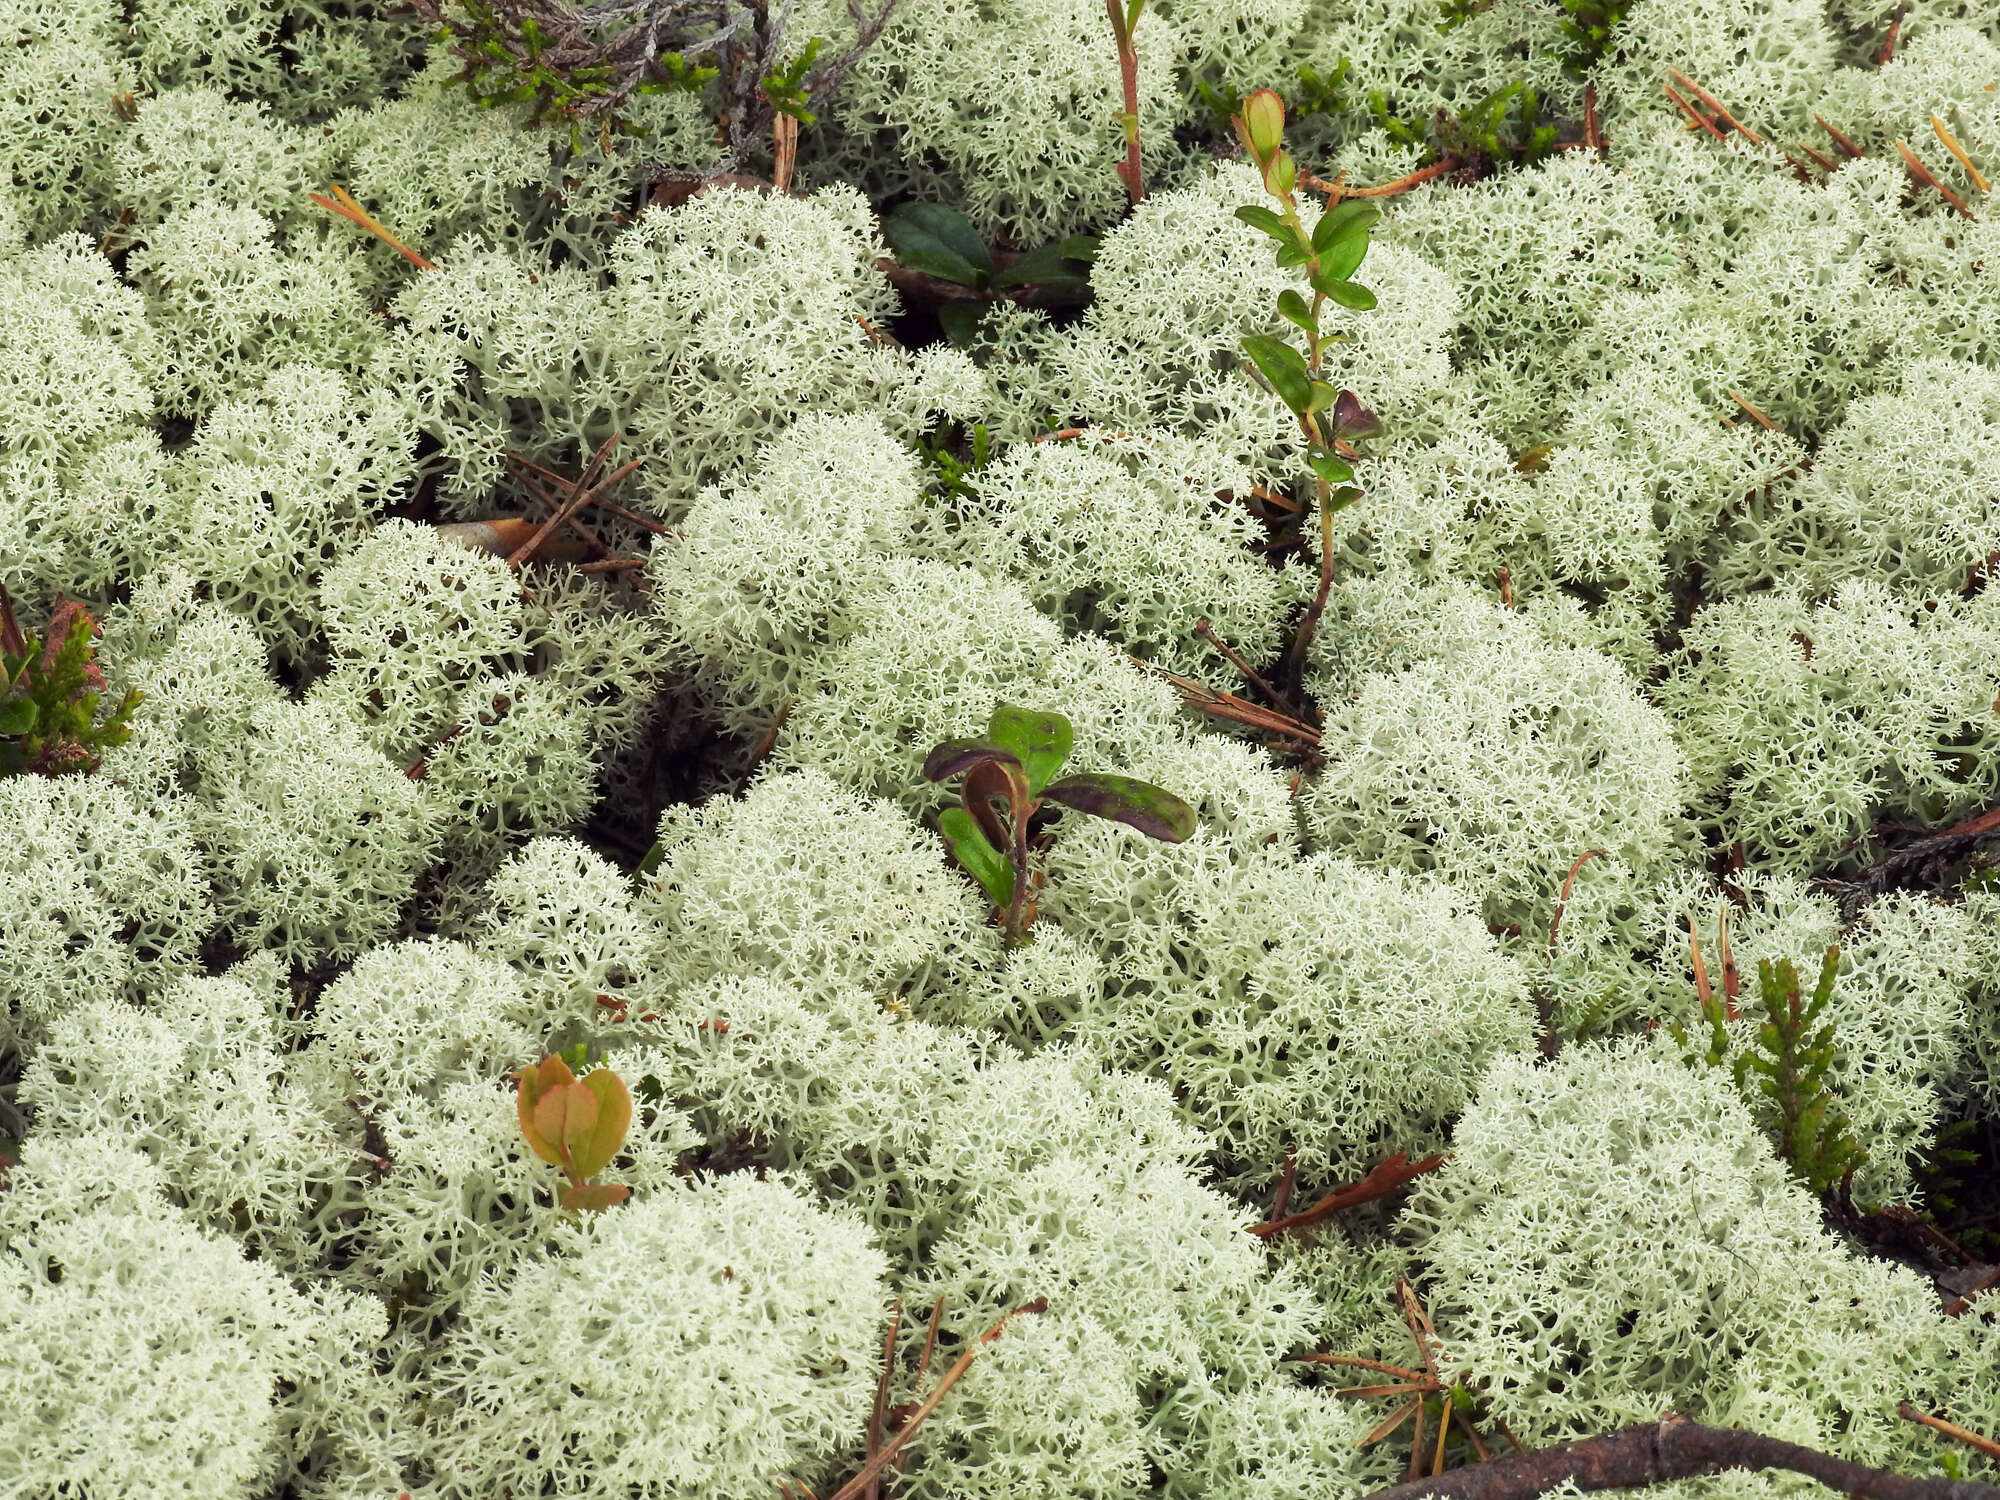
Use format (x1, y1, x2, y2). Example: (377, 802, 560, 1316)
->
(515, 1054, 577, 1167)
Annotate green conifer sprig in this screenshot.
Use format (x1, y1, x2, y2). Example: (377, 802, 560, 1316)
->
(1738, 947, 1869, 1197)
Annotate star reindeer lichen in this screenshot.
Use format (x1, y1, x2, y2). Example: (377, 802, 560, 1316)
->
(1291, 1278, 1527, 1482)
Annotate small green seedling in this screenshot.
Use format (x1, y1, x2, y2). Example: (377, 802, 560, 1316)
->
(1, 587, 141, 778)
(924, 703, 1196, 942)
(881, 201, 1098, 344)
(515, 1052, 633, 1212)
(1232, 90, 1383, 506)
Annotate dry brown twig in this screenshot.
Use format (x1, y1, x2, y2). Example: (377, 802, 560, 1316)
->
(1246, 1153, 1446, 1241)
(1351, 1413, 2000, 1500)
(1901, 1403, 2000, 1463)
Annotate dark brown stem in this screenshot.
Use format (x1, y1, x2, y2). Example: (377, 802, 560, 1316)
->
(1267, 1151, 1299, 1224)
(864, 1300, 902, 1500)
(1283, 495, 1339, 694)
(1354, 1414, 2000, 1500)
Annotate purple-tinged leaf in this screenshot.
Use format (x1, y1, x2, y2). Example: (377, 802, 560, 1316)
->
(923, 737, 1020, 784)
(963, 756, 1027, 853)
(1332, 390, 1384, 443)
(1040, 773, 1196, 843)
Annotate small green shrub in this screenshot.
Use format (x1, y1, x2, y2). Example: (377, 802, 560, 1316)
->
(0, 588, 140, 777)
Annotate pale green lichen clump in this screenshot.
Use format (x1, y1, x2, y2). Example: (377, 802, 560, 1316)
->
(0, 1, 1998, 1494)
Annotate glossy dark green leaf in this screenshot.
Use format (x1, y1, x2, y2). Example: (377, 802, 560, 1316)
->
(940, 807, 1015, 909)
(1316, 226, 1371, 282)
(1274, 288, 1316, 335)
(1275, 239, 1311, 270)
(937, 301, 990, 348)
(0, 695, 35, 736)
(1303, 380, 1339, 414)
(1040, 773, 1196, 843)
(1309, 200, 1379, 251)
(1322, 278, 1377, 311)
(991, 239, 1094, 289)
(922, 737, 1019, 784)
(1057, 235, 1100, 262)
(1308, 451, 1354, 487)
(985, 704, 1073, 796)
(1241, 334, 1311, 414)
(1232, 204, 1292, 242)
(883, 202, 991, 287)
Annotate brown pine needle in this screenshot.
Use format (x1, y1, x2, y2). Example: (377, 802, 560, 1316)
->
(1727, 390, 1779, 431)
(1291, 1354, 1431, 1381)
(1344, 159, 1463, 197)
(1195, 620, 1293, 713)
(310, 184, 437, 271)
(1930, 114, 1992, 195)
(1900, 1403, 2000, 1462)
(825, 1300, 1048, 1500)
(1245, 1153, 1446, 1239)
(1359, 1399, 1423, 1450)
(1815, 114, 1866, 159)
(1894, 139, 1976, 218)
(1670, 72, 1766, 145)
(863, 1301, 902, 1500)
(1796, 140, 1840, 174)
(1665, 84, 1729, 142)
(1340, 1382, 1440, 1400)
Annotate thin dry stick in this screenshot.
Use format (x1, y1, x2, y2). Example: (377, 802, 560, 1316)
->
(1931, 114, 1993, 194)
(503, 467, 618, 558)
(1538, 847, 1606, 1057)
(1195, 620, 1293, 713)
(1151, 666, 1323, 746)
(1900, 1403, 2000, 1463)
(863, 1301, 903, 1500)
(1670, 72, 1765, 144)
(772, 110, 799, 194)
(1292, 1354, 1436, 1381)
(1584, 82, 1601, 152)
(1942, 1262, 2000, 1317)
(1727, 391, 1779, 431)
(505, 450, 677, 535)
(824, 1300, 1049, 1500)
(506, 437, 645, 569)
(1816, 114, 1866, 159)
(1246, 1153, 1447, 1240)
(1304, 159, 1463, 199)
(309, 184, 437, 271)
(1351, 1414, 2000, 1500)
(574, 556, 648, 573)
(1894, 140, 1977, 218)
(1664, 85, 1729, 143)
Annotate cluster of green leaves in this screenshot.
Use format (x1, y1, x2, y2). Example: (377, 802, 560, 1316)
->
(915, 420, 995, 505)
(924, 703, 1195, 943)
(1193, 60, 1353, 146)
(882, 202, 1098, 344)
(1675, 943, 1870, 1197)
(1232, 90, 1384, 509)
(1368, 81, 1567, 175)
(515, 1052, 634, 1212)
(760, 36, 823, 124)
(1554, 0, 1629, 75)
(0, 589, 141, 778)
